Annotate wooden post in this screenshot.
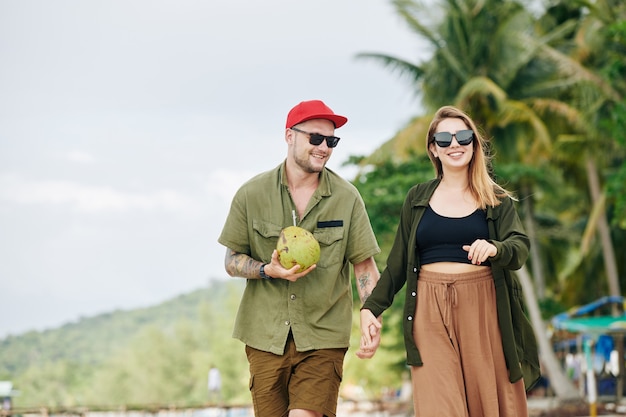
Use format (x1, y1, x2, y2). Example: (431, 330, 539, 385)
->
(617, 334, 625, 401)
(584, 339, 597, 417)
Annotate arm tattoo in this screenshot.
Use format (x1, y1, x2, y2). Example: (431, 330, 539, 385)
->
(357, 271, 373, 303)
(225, 249, 261, 278)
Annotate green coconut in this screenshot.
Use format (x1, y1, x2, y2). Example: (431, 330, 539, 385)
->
(276, 226, 320, 273)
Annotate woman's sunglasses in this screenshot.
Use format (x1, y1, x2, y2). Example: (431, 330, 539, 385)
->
(290, 127, 341, 148)
(432, 130, 474, 147)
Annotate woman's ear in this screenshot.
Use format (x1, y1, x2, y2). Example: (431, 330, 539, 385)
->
(429, 143, 438, 158)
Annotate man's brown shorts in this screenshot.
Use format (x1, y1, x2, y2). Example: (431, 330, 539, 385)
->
(245, 333, 347, 417)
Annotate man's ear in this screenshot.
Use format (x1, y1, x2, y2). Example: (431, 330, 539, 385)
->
(285, 128, 294, 144)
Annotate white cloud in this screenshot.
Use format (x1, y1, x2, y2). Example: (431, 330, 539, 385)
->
(64, 150, 95, 164)
(206, 169, 257, 204)
(0, 174, 198, 214)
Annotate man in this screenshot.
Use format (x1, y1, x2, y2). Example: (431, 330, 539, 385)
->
(218, 99, 381, 417)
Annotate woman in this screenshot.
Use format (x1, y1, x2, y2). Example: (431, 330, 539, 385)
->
(360, 106, 540, 416)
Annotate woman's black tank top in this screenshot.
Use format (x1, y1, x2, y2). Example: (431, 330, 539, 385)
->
(416, 205, 490, 265)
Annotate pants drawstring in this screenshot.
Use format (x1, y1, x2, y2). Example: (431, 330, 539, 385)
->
(442, 281, 458, 338)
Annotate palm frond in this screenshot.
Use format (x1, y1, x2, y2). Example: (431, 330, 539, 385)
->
(354, 53, 425, 87)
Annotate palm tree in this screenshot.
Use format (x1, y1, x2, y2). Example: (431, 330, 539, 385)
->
(358, 0, 580, 296)
(542, 0, 626, 396)
(549, 0, 625, 300)
(354, 0, 590, 400)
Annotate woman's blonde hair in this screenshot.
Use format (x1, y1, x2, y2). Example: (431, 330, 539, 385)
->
(426, 105, 514, 208)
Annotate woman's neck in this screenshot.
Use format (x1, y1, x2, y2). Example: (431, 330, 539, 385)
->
(440, 171, 469, 191)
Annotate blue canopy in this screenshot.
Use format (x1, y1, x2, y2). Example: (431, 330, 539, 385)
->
(551, 296, 626, 339)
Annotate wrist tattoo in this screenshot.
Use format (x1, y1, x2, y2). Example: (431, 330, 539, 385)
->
(358, 272, 373, 303)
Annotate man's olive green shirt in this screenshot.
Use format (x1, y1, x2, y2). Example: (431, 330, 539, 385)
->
(218, 161, 380, 355)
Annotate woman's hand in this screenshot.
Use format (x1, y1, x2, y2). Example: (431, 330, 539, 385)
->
(463, 239, 497, 265)
(356, 309, 382, 359)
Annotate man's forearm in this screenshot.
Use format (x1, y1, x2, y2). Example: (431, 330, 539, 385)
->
(225, 249, 262, 279)
(354, 257, 379, 304)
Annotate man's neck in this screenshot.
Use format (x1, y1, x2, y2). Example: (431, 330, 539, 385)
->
(285, 160, 321, 191)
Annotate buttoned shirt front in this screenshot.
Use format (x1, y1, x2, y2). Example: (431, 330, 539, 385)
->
(218, 161, 380, 354)
(362, 178, 540, 389)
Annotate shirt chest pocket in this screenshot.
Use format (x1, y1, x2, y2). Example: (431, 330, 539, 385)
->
(314, 227, 345, 268)
(251, 220, 283, 262)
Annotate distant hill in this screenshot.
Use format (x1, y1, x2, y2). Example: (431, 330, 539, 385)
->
(0, 279, 243, 377)
(0, 277, 405, 408)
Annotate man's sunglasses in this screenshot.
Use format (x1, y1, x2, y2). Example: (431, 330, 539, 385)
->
(290, 127, 341, 148)
(432, 130, 475, 147)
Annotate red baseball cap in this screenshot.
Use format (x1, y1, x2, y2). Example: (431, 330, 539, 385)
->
(285, 100, 348, 129)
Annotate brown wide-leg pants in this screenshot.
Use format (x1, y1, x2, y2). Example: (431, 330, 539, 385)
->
(410, 268, 528, 417)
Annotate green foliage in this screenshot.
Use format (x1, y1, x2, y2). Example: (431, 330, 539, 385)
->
(342, 155, 432, 394)
(361, 0, 626, 308)
(90, 324, 200, 405)
(3, 280, 249, 408)
(15, 360, 92, 407)
(601, 17, 626, 229)
(0, 290, 212, 377)
(538, 298, 568, 321)
(352, 154, 434, 257)
(347, 0, 626, 401)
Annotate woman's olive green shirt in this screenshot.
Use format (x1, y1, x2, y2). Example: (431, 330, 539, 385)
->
(362, 178, 540, 391)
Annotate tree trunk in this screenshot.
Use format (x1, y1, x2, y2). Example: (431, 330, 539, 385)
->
(585, 155, 621, 298)
(521, 186, 545, 298)
(585, 155, 625, 396)
(516, 266, 581, 400)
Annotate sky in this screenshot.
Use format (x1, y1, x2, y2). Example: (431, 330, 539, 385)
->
(0, 0, 427, 338)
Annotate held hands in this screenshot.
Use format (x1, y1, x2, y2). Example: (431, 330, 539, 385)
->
(356, 309, 382, 359)
(265, 250, 316, 282)
(462, 239, 497, 265)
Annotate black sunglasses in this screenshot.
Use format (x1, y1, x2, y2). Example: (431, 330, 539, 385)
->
(290, 127, 341, 148)
(432, 130, 474, 147)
